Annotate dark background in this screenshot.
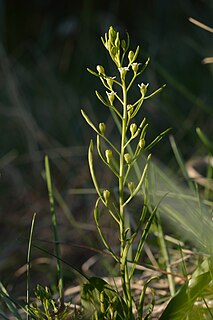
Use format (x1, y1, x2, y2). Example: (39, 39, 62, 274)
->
(0, 0, 212, 299)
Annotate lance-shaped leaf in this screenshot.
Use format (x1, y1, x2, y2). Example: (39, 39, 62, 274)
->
(87, 68, 100, 78)
(159, 264, 212, 320)
(137, 57, 150, 76)
(144, 84, 166, 100)
(82, 109, 120, 155)
(95, 90, 110, 107)
(81, 109, 99, 135)
(88, 140, 102, 198)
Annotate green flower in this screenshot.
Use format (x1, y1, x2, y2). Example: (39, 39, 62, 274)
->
(138, 82, 149, 96)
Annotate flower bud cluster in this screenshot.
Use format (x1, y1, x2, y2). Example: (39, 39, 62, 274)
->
(102, 26, 121, 67)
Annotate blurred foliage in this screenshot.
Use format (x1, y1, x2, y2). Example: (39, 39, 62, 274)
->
(0, 0, 212, 156)
(0, 0, 212, 305)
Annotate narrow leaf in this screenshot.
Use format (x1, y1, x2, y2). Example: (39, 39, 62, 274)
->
(144, 84, 166, 100)
(0, 283, 22, 319)
(45, 156, 63, 301)
(137, 57, 150, 76)
(87, 68, 99, 77)
(138, 277, 158, 318)
(81, 109, 99, 134)
(95, 90, 109, 107)
(88, 140, 102, 198)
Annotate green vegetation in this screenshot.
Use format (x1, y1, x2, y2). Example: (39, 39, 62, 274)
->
(0, 5, 212, 319)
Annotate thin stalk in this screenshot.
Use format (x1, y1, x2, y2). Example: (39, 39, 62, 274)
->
(119, 78, 133, 316)
(45, 156, 64, 303)
(26, 213, 36, 319)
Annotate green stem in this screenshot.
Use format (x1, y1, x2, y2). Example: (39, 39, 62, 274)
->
(45, 156, 64, 304)
(119, 79, 132, 317)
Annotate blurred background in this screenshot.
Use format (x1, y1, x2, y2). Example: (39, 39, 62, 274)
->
(0, 0, 212, 301)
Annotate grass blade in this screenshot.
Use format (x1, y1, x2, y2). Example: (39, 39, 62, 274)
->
(26, 212, 36, 319)
(45, 155, 64, 302)
(0, 282, 22, 320)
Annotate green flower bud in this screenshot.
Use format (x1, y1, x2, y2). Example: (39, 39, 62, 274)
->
(106, 77, 115, 89)
(106, 91, 116, 105)
(128, 181, 135, 195)
(115, 33, 120, 47)
(103, 189, 110, 204)
(127, 104, 133, 117)
(139, 138, 145, 149)
(105, 149, 113, 163)
(130, 123, 137, 136)
(138, 83, 149, 96)
(109, 26, 116, 42)
(99, 122, 106, 134)
(121, 39, 126, 50)
(124, 153, 131, 164)
(128, 50, 134, 63)
(96, 65, 105, 75)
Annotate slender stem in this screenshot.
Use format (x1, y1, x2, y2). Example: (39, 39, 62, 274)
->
(45, 156, 64, 303)
(119, 79, 133, 317)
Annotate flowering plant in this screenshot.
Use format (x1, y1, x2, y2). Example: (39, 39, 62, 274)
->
(81, 26, 169, 319)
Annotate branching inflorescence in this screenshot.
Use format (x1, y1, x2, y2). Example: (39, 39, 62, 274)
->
(81, 26, 170, 319)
